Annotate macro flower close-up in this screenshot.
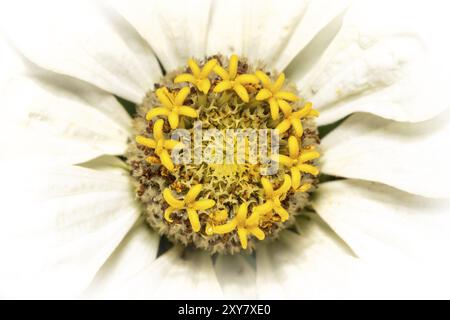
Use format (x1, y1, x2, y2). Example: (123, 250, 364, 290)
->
(1, 0, 450, 300)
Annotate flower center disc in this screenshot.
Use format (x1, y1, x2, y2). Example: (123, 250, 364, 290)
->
(127, 54, 320, 254)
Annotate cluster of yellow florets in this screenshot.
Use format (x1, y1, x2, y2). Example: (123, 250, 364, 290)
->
(135, 55, 320, 250)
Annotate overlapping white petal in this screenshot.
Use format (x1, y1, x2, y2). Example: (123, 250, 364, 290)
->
(256, 215, 450, 299)
(256, 215, 364, 299)
(290, 0, 450, 125)
(313, 180, 450, 264)
(0, 76, 130, 165)
(273, 0, 349, 71)
(0, 164, 140, 298)
(0, 0, 161, 103)
(321, 111, 450, 198)
(87, 218, 159, 296)
(207, 0, 348, 69)
(0, 36, 27, 88)
(110, 0, 212, 72)
(108, 247, 223, 299)
(214, 255, 256, 299)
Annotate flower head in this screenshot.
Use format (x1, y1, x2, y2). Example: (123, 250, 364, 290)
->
(131, 55, 319, 254)
(1, 0, 449, 300)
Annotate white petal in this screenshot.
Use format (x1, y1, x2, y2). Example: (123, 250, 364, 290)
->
(321, 111, 450, 198)
(0, 35, 27, 88)
(313, 180, 450, 264)
(87, 218, 159, 296)
(214, 255, 256, 299)
(256, 216, 365, 299)
(0, 0, 161, 103)
(110, 247, 223, 299)
(274, 0, 350, 71)
(110, 0, 212, 71)
(0, 35, 132, 132)
(0, 76, 130, 165)
(0, 164, 140, 298)
(294, 0, 450, 125)
(207, 0, 310, 64)
(256, 215, 450, 299)
(206, 0, 347, 69)
(78, 155, 131, 175)
(206, 0, 246, 58)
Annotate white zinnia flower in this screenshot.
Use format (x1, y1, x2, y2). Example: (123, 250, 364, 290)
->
(1, 0, 450, 299)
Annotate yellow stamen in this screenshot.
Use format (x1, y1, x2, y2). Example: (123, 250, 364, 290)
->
(255, 71, 299, 120)
(164, 207, 175, 223)
(159, 149, 175, 171)
(162, 185, 216, 232)
(275, 136, 320, 191)
(255, 88, 272, 100)
(256, 175, 291, 222)
(210, 219, 237, 235)
(268, 98, 279, 120)
(187, 208, 201, 232)
(185, 184, 203, 203)
(213, 54, 259, 102)
(145, 107, 170, 121)
(135, 119, 181, 171)
(275, 102, 319, 137)
(192, 199, 216, 210)
(163, 188, 185, 209)
(136, 136, 156, 149)
(146, 87, 198, 130)
(175, 58, 218, 94)
(207, 202, 266, 249)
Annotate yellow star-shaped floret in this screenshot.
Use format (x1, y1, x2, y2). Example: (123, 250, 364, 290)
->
(255, 71, 299, 120)
(254, 174, 292, 222)
(136, 119, 181, 171)
(212, 54, 259, 103)
(174, 58, 218, 94)
(146, 87, 198, 129)
(277, 136, 320, 191)
(207, 203, 265, 249)
(275, 102, 319, 137)
(163, 184, 216, 232)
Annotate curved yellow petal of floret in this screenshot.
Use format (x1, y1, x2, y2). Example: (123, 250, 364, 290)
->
(185, 184, 203, 203)
(187, 208, 201, 232)
(192, 199, 216, 211)
(163, 188, 185, 209)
